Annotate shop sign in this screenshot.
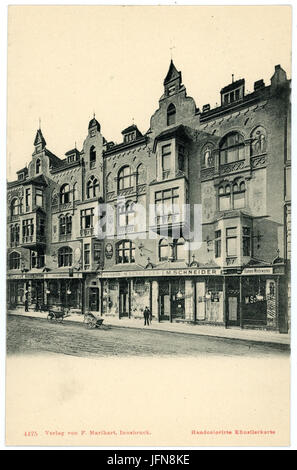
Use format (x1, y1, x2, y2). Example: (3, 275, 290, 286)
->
(105, 243, 113, 259)
(7, 273, 44, 280)
(99, 268, 221, 279)
(242, 267, 273, 275)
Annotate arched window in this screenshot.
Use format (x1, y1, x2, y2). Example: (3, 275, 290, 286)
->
(250, 126, 267, 156)
(60, 184, 72, 204)
(218, 185, 231, 211)
(167, 103, 176, 126)
(219, 132, 245, 164)
(118, 166, 134, 190)
(116, 240, 135, 264)
(218, 179, 246, 211)
(11, 198, 21, 216)
(9, 251, 20, 270)
(90, 146, 96, 168)
(136, 163, 145, 185)
(87, 176, 99, 198)
(159, 238, 170, 261)
(175, 238, 186, 261)
(58, 246, 73, 267)
(73, 182, 78, 201)
(36, 158, 41, 174)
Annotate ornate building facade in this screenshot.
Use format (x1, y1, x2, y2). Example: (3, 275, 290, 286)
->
(7, 61, 291, 332)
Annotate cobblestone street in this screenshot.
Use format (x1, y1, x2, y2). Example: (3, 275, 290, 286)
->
(7, 315, 289, 358)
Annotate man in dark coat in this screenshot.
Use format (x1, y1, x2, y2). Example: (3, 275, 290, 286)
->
(143, 306, 149, 326)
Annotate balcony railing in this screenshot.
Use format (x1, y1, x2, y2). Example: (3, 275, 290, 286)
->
(80, 227, 94, 237)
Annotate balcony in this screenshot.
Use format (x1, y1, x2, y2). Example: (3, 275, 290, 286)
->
(7, 214, 20, 223)
(220, 159, 245, 175)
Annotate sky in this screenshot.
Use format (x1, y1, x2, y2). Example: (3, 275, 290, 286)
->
(6, 5, 292, 180)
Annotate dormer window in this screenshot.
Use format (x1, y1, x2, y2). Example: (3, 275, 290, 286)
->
(167, 103, 176, 126)
(221, 79, 245, 106)
(124, 132, 136, 143)
(18, 173, 24, 181)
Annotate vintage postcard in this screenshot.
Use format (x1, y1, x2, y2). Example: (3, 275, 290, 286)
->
(5, 4, 292, 448)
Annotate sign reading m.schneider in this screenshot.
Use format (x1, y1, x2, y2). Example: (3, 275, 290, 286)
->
(99, 268, 221, 278)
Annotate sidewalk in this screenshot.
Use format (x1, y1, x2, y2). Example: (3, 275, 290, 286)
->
(7, 308, 290, 347)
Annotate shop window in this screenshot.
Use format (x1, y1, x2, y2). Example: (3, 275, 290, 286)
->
(243, 227, 251, 256)
(215, 230, 221, 258)
(167, 103, 176, 126)
(219, 132, 245, 165)
(90, 146, 96, 169)
(159, 238, 170, 261)
(84, 243, 91, 269)
(9, 251, 20, 270)
(31, 250, 45, 269)
(60, 184, 72, 204)
(226, 227, 237, 257)
(87, 176, 99, 199)
(155, 187, 179, 225)
(58, 246, 73, 267)
(116, 240, 135, 264)
(161, 144, 171, 180)
(118, 166, 134, 190)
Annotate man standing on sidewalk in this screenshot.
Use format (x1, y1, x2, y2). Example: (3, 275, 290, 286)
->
(143, 306, 149, 326)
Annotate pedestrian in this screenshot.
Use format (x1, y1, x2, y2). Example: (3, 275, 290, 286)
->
(147, 306, 152, 324)
(143, 306, 149, 326)
(24, 298, 28, 312)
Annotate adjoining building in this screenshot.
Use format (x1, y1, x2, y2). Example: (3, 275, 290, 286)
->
(7, 61, 291, 332)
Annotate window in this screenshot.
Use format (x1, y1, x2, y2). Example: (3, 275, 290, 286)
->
(94, 243, 101, 263)
(90, 146, 96, 169)
(161, 144, 171, 179)
(218, 180, 246, 211)
(84, 243, 90, 269)
(10, 224, 20, 247)
(25, 188, 31, 211)
(155, 188, 179, 225)
(175, 238, 186, 261)
(168, 85, 175, 96)
(36, 159, 41, 174)
(243, 227, 251, 256)
(118, 166, 134, 190)
(31, 250, 45, 269)
(87, 176, 99, 199)
(124, 132, 135, 143)
(220, 132, 245, 164)
(38, 218, 45, 237)
(22, 219, 34, 240)
(11, 198, 21, 216)
(9, 252, 20, 270)
(73, 182, 78, 201)
(80, 208, 94, 229)
(159, 238, 170, 261)
(202, 145, 214, 168)
(60, 215, 72, 236)
(178, 145, 185, 172)
(136, 163, 145, 185)
(60, 184, 72, 204)
(116, 240, 135, 264)
(106, 173, 112, 192)
(35, 189, 43, 208)
(226, 227, 237, 257)
(118, 201, 135, 228)
(233, 181, 245, 209)
(218, 185, 231, 211)
(58, 247, 73, 267)
(167, 103, 176, 126)
(215, 230, 221, 258)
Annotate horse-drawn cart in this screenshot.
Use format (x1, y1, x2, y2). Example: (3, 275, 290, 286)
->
(83, 312, 104, 329)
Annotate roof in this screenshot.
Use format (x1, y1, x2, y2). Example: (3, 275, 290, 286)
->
(34, 129, 46, 147)
(153, 125, 191, 151)
(22, 174, 48, 186)
(220, 78, 245, 94)
(88, 117, 101, 131)
(163, 60, 181, 85)
(121, 124, 142, 136)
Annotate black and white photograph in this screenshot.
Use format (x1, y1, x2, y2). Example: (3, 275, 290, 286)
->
(2, 3, 293, 449)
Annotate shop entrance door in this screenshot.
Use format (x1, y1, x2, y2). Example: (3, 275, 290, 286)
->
(226, 278, 240, 326)
(159, 281, 170, 321)
(119, 280, 130, 318)
(89, 287, 99, 311)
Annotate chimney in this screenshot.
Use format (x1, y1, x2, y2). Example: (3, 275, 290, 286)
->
(202, 104, 211, 113)
(254, 79, 265, 91)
